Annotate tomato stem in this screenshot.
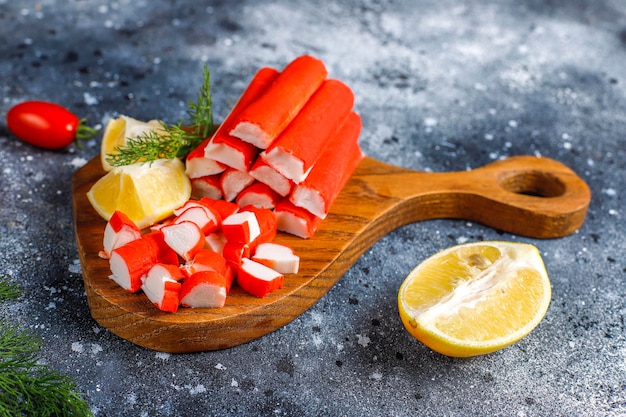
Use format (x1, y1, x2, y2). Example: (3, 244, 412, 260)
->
(75, 118, 100, 149)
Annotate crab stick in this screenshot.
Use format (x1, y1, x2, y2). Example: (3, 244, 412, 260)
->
(289, 112, 363, 218)
(204, 67, 280, 171)
(102, 210, 141, 259)
(190, 175, 222, 200)
(141, 264, 183, 313)
(161, 221, 205, 262)
(220, 167, 255, 202)
(185, 138, 226, 179)
(252, 242, 300, 275)
(249, 157, 294, 197)
(229, 55, 328, 149)
(260, 79, 355, 183)
(198, 197, 240, 219)
(180, 270, 232, 308)
(221, 211, 260, 244)
(274, 199, 323, 239)
(173, 204, 221, 234)
(240, 205, 277, 249)
(237, 258, 284, 298)
(108, 238, 155, 293)
(235, 181, 280, 209)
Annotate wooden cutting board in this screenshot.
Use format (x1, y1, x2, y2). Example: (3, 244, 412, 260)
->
(72, 155, 590, 353)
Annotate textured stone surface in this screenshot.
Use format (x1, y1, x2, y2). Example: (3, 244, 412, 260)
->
(1, 0, 625, 416)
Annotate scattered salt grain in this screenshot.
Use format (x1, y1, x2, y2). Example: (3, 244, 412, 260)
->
(71, 341, 85, 353)
(83, 92, 99, 106)
(215, 363, 227, 370)
(357, 334, 370, 347)
(156, 352, 171, 361)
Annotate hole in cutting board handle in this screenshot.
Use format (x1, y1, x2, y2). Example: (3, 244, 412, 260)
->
(498, 171, 566, 198)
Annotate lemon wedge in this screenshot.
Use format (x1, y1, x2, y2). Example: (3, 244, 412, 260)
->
(87, 158, 191, 229)
(100, 115, 163, 171)
(398, 241, 551, 357)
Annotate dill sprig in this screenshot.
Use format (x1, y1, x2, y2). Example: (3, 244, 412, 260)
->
(106, 64, 215, 167)
(0, 277, 93, 417)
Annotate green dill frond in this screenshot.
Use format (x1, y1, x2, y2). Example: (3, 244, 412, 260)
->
(0, 278, 21, 301)
(105, 65, 214, 167)
(0, 309, 93, 416)
(187, 64, 214, 139)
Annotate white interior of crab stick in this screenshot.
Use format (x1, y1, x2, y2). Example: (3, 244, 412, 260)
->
(229, 122, 273, 149)
(289, 186, 327, 219)
(261, 147, 313, 184)
(141, 266, 177, 307)
(180, 283, 227, 308)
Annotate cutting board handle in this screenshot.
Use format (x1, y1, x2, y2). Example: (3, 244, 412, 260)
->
(348, 155, 591, 239)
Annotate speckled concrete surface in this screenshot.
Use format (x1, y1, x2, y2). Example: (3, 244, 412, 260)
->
(1, 0, 625, 416)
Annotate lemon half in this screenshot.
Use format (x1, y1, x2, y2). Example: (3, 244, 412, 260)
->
(398, 241, 551, 357)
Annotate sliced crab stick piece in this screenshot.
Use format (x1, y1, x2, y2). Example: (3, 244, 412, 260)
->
(220, 167, 255, 202)
(249, 157, 294, 197)
(180, 270, 232, 308)
(260, 79, 355, 183)
(198, 197, 240, 219)
(229, 55, 328, 149)
(235, 182, 281, 209)
(181, 249, 230, 279)
(204, 231, 227, 254)
(108, 238, 155, 293)
(161, 221, 205, 261)
(205, 67, 280, 171)
(141, 263, 183, 313)
(289, 112, 364, 218)
(221, 211, 261, 244)
(237, 258, 284, 298)
(222, 241, 251, 268)
(102, 210, 141, 259)
(142, 230, 180, 265)
(185, 138, 226, 179)
(173, 204, 221, 234)
(274, 199, 323, 239)
(240, 205, 277, 249)
(252, 242, 300, 275)
(191, 175, 222, 200)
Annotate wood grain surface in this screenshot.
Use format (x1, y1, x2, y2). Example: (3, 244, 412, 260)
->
(72, 155, 591, 353)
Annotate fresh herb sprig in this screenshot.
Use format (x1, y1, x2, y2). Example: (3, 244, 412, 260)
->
(106, 64, 214, 167)
(0, 277, 93, 416)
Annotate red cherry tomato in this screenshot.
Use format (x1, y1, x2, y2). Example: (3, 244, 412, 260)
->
(6, 101, 99, 149)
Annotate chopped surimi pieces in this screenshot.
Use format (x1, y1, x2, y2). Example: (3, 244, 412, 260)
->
(229, 55, 328, 149)
(252, 242, 300, 274)
(249, 157, 293, 197)
(237, 258, 284, 298)
(109, 239, 155, 293)
(260, 79, 354, 183)
(141, 263, 183, 313)
(289, 112, 363, 218)
(205, 231, 227, 254)
(173, 204, 221, 234)
(221, 211, 261, 244)
(191, 175, 222, 200)
(220, 167, 255, 202)
(236, 182, 280, 209)
(204, 67, 279, 171)
(274, 199, 323, 239)
(180, 270, 232, 308)
(185, 138, 226, 179)
(161, 221, 205, 261)
(102, 210, 141, 259)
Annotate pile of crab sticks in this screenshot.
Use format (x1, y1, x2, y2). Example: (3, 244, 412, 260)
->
(186, 55, 364, 239)
(102, 55, 364, 312)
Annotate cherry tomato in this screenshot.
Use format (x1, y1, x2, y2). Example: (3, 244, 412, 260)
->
(6, 100, 99, 149)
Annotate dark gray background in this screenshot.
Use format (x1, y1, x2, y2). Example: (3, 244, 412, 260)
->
(1, 1, 625, 416)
